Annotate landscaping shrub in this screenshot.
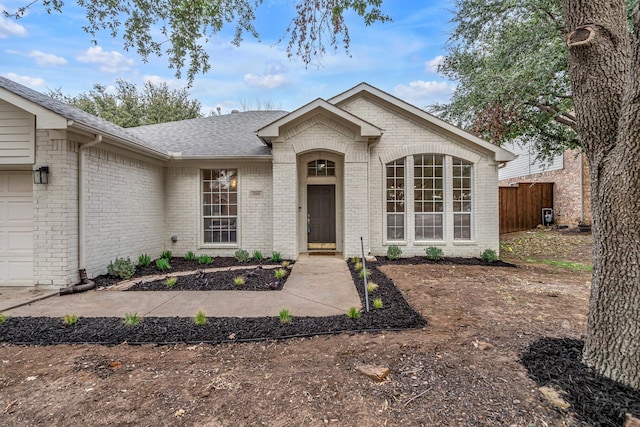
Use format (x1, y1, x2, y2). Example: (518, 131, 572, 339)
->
(161, 250, 172, 260)
(481, 248, 499, 263)
(425, 246, 444, 261)
(279, 309, 292, 324)
(107, 257, 136, 279)
(137, 253, 152, 267)
(198, 255, 213, 265)
(234, 249, 250, 263)
(155, 258, 171, 271)
(184, 251, 197, 261)
(194, 310, 207, 325)
(270, 251, 282, 263)
(386, 245, 402, 260)
(252, 250, 264, 261)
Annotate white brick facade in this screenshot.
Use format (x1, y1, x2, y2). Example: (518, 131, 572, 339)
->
(1, 81, 512, 286)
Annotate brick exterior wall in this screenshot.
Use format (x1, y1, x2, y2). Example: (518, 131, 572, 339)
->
(27, 91, 507, 285)
(338, 96, 500, 257)
(165, 163, 273, 258)
(33, 131, 79, 286)
(499, 150, 591, 226)
(82, 144, 165, 278)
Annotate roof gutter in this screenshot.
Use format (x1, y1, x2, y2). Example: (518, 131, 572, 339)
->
(68, 121, 171, 160)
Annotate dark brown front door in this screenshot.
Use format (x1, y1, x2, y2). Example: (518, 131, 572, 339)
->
(307, 185, 336, 249)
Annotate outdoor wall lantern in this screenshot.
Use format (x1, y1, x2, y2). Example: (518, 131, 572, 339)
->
(33, 166, 50, 184)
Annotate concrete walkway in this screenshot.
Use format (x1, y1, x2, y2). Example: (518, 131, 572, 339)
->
(0, 255, 361, 318)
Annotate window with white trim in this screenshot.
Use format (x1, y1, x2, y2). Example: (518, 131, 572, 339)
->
(414, 154, 444, 240)
(385, 159, 405, 240)
(308, 159, 335, 176)
(202, 169, 238, 243)
(453, 158, 472, 240)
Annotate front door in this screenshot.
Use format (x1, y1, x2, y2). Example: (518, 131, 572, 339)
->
(307, 185, 336, 249)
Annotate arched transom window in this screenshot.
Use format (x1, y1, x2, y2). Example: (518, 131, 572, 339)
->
(308, 159, 335, 176)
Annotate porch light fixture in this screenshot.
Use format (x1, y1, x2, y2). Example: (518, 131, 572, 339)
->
(33, 166, 49, 184)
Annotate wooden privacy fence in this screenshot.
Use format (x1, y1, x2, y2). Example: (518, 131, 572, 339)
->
(499, 183, 554, 234)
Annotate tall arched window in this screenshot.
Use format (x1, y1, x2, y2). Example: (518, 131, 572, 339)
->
(307, 159, 335, 176)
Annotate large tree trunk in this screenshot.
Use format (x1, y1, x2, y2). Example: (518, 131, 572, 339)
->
(562, 0, 640, 388)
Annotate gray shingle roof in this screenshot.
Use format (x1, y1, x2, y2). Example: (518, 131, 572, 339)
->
(0, 76, 164, 155)
(127, 111, 288, 157)
(0, 76, 288, 158)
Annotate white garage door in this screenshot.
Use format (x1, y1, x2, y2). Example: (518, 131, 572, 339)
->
(0, 171, 33, 286)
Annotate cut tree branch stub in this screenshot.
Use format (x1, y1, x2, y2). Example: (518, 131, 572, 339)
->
(567, 26, 595, 47)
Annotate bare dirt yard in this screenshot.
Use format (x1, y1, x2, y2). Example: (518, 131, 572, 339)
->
(1, 229, 635, 426)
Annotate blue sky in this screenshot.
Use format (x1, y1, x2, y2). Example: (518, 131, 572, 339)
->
(0, 1, 456, 115)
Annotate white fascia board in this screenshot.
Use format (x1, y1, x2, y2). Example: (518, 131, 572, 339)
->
(330, 83, 516, 162)
(256, 98, 382, 139)
(0, 87, 68, 129)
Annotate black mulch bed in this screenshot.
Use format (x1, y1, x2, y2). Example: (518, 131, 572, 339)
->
(126, 266, 287, 291)
(521, 338, 640, 426)
(0, 260, 426, 346)
(92, 256, 293, 288)
(374, 256, 516, 268)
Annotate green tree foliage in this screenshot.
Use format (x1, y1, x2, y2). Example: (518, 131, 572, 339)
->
(3, 1, 389, 83)
(48, 80, 203, 128)
(433, 0, 579, 161)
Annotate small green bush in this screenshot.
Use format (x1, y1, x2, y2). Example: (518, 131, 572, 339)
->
(346, 307, 361, 319)
(373, 298, 383, 309)
(481, 248, 499, 263)
(194, 310, 207, 325)
(161, 250, 173, 260)
(386, 245, 402, 260)
(274, 268, 287, 280)
(270, 251, 282, 263)
(252, 250, 264, 261)
(0, 314, 6, 325)
(279, 309, 292, 324)
(62, 313, 78, 325)
(166, 276, 177, 287)
(198, 255, 213, 265)
(156, 258, 171, 271)
(123, 312, 141, 326)
(233, 276, 245, 286)
(234, 249, 250, 263)
(354, 261, 363, 271)
(137, 253, 151, 267)
(359, 268, 371, 279)
(425, 246, 444, 261)
(351, 256, 360, 263)
(281, 260, 290, 268)
(107, 257, 136, 279)
(367, 282, 379, 293)
(185, 251, 197, 261)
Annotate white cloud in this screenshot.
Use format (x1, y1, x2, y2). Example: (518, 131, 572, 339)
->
(425, 55, 445, 73)
(28, 50, 68, 66)
(393, 80, 456, 107)
(143, 75, 170, 86)
(76, 46, 135, 73)
(244, 72, 289, 89)
(2, 72, 45, 88)
(0, 15, 27, 38)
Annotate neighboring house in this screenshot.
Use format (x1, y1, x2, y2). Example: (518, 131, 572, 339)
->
(498, 140, 591, 227)
(0, 76, 514, 287)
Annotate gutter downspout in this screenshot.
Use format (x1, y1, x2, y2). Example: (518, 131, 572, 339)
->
(78, 135, 102, 270)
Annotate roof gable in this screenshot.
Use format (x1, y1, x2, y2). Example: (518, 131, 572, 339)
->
(256, 98, 382, 142)
(329, 83, 515, 162)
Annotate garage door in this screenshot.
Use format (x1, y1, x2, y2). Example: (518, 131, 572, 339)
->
(0, 171, 33, 285)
